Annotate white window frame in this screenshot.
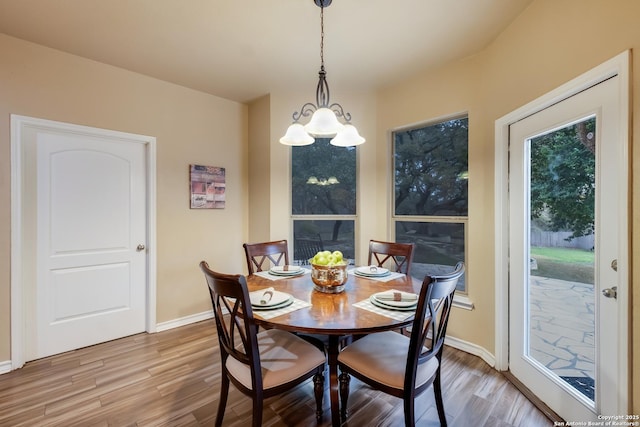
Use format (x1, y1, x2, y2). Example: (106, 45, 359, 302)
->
(390, 114, 473, 310)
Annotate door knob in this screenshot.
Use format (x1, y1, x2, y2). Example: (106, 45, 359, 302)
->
(602, 286, 617, 299)
(136, 244, 146, 252)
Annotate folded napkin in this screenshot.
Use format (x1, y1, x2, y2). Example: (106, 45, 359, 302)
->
(375, 291, 418, 302)
(258, 287, 275, 305)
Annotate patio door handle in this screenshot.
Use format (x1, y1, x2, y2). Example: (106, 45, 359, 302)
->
(602, 286, 617, 299)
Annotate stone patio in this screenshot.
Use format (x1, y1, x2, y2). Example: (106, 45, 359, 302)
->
(529, 275, 595, 398)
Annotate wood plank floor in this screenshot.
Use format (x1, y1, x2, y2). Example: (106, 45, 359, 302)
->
(0, 320, 553, 426)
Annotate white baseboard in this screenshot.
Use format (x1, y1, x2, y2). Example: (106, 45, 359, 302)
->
(155, 310, 214, 332)
(0, 315, 496, 377)
(0, 360, 12, 375)
(155, 310, 497, 369)
(153, 311, 498, 368)
(445, 335, 497, 368)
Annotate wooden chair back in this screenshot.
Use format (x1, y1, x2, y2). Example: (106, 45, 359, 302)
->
(243, 240, 289, 274)
(293, 234, 324, 265)
(407, 262, 465, 395)
(199, 260, 326, 426)
(367, 239, 415, 275)
(199, 261, 261, 387)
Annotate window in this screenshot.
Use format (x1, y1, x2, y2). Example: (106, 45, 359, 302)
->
(392, 116, 468, 292)
(291, 138, 356, 264)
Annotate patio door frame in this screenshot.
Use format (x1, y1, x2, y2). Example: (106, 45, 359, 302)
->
(494, 51, 630, 411)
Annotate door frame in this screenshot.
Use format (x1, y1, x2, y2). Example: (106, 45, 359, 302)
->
(494, 51, 630, 409)
(10, 115, 157, 370)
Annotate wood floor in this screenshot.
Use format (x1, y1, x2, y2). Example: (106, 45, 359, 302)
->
(0, 320, 553, 426)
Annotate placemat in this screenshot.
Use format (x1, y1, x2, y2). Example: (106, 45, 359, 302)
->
(252, 298, 311, 320)
(349, 270, 405, 282)
(353, 298, 416, 321)
(254, 268, 310, 281)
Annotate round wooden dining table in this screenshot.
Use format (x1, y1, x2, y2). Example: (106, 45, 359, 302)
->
(246, 269, 422, 427)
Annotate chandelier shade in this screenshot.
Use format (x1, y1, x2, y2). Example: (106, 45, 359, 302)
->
(330, 124, 365, 147)
(304, 108, 345, 136)
(280, 123, 315, 146)
(280, 0, 365, 147)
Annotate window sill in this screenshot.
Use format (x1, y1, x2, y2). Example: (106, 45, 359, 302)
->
(453, 294, 474, 310)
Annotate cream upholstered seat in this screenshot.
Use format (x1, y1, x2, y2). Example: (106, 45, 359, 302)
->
(338, 262, 465, 427)
(199, 261, 325, 426)
(225, 328, 326, 390)
(336, 331, 437, 389)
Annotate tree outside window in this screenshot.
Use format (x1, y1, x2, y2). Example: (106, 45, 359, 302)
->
(393, 117, 468, 291)
(291, 138, 356, 264)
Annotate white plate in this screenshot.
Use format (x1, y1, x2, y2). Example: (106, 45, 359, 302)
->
(252, 297, 293, 311)
(269, 265, 304, 275)
(355, 266, 390, 277)
(370, 295, 417, 311)
(250, 288, 291, 307)
(354, 270, 391, 279)
(373, 289, 418, 307)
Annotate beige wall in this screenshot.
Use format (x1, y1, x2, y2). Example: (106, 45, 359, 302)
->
(377, 0, 639, 413)
(247, 95, 271, 245)
(0, 34, 249, 360)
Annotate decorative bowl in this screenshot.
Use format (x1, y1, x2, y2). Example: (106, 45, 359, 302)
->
(310, 263, 348, 293)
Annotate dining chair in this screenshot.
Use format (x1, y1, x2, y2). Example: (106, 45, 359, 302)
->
(368, 239, 416, 275)
(199, 261, 326, 426)
(337, 262, 465, 426)
(293, 233, 324, 265)
(243, 240, 289, 275)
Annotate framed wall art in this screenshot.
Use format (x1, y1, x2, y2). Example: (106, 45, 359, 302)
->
(190, 164, 226, 209)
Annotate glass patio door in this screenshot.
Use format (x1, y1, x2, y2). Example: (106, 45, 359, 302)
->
(508, 76, 624, 421)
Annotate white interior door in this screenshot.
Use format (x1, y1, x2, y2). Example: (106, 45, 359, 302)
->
(508, 75, 626, 420)
(33, 128, 148, 359)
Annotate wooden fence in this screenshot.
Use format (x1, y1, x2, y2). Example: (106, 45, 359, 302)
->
(530, 230, 594, 251)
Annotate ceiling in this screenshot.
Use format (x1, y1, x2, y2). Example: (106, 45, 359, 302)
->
(0, 0, 533, 104)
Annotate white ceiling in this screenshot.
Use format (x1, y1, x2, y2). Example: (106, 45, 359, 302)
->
(0, 0, 533, 104)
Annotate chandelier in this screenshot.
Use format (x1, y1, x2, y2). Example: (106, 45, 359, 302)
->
(307, 176, 340, 185)
(279, 0, 365, 147)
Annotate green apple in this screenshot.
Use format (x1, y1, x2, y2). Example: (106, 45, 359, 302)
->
(327, 254, 338, 265)
(332, 250, 343, 262)
(314, 255, 329, 266)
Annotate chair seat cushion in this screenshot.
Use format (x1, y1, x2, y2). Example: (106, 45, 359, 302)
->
(337, 331, 438, 390)
(227, 328, 326, 390)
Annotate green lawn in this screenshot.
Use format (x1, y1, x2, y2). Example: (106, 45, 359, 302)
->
(530, 246, 594, 284)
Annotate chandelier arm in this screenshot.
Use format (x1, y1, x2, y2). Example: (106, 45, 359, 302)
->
(292, 102, 319, 122)
(328, 103, 351, 123)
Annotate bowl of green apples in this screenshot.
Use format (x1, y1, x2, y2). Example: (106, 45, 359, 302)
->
(309, 250, 348, 293)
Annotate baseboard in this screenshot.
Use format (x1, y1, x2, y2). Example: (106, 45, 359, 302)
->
(444, 335, 496, 368)
(1, 316, 494, 376)
(155, 310, 214, 332)
(153, 310, 497, 370)
(0, 311, 495, 375)
(0, 360, 12, 375)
